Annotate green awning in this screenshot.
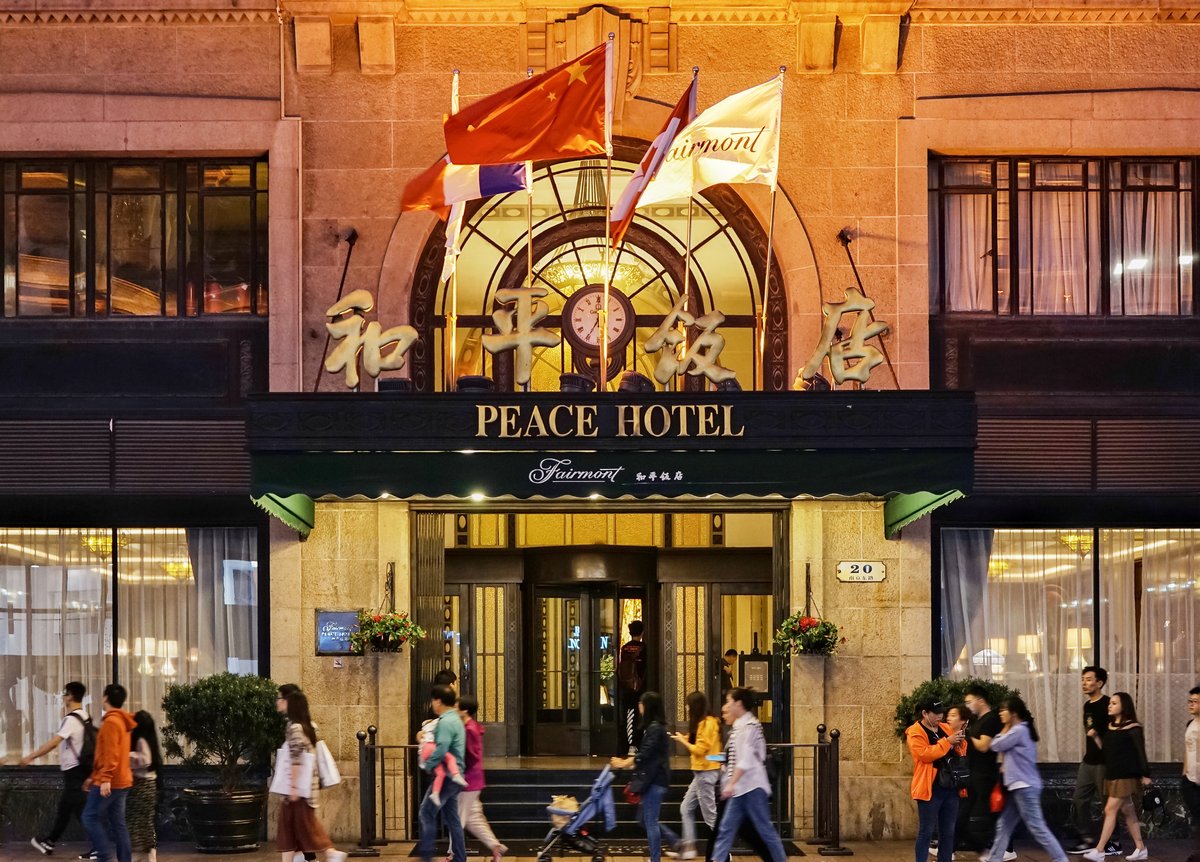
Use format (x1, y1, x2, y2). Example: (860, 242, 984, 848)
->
(884, 490, 965, 539)
(252, 492, 315, 538)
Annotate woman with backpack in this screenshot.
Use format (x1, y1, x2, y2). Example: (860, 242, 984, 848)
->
(906, 700, 967, 862)
(128, 710, 163, 862)
(670, 691, 721, 859)
(983, 697, 1068, 862)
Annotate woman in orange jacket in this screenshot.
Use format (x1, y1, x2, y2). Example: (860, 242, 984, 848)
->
(906, 700, 967, 862)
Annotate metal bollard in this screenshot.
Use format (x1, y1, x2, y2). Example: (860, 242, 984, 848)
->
(349, 729, 381, 857)
(819, 729, 853, 856)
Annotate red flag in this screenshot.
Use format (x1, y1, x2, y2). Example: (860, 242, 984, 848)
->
(444, 44, 609, 166)
(609, 76, 698, 248)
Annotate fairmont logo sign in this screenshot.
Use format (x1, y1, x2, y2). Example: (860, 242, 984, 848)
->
(528, 458, 624, 485)
(476, 402, 746, 439)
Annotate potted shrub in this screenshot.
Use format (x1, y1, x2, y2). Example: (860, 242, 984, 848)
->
(893, 676, 1020, 739)
(350, 609, 426, 654)
(773, 610, 846, 660)
(161, 672, 285, 852)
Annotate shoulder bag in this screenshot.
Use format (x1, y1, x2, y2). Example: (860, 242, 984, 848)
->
(315, 739, 342, 788)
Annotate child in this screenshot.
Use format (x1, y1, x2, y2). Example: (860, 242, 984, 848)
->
(419, 714, 467, 806)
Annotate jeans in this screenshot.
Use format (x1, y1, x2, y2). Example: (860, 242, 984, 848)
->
(916, 783, 959, 862)
(82, 786, 131, 862)
(988, 786, 1068, 862)
(1181, 777, 1200, 838)
(45, 765, 88, 842)
(681, 769, 720, 847)
(1069, 761, 1106, 843)
(418, 779, 464, 862)
(709, 788, 787, 862)
(641, 783, 682, 862)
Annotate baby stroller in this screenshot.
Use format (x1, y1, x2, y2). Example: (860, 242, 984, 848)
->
(535, 764, 617, 862)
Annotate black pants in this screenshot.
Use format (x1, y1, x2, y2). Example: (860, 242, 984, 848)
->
(955, 774, 1011, 852)
(704, 795, 774, 862)
(45, 765, 88, 842)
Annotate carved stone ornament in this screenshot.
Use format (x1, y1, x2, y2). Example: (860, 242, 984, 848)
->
(325, 289, 419, 389)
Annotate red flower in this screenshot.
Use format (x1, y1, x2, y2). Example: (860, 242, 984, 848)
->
(800, 616, 818, 631)
(373, 614, 382, 622)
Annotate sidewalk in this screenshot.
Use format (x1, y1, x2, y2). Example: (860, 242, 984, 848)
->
(1, 842, 1197, 862)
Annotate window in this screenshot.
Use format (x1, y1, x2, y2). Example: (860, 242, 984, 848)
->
(931, 157, 1195, 316)
(0, 526, 260, 763)
(940, 528, 1200, 761)
(1, 160, 269, 317)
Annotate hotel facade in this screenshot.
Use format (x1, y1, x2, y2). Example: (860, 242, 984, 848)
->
(0, 0, 1198, 842)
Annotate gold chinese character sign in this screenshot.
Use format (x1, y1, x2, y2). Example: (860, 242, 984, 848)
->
(325, 289, 419, 389)
(643, 295, 737, 386)
(796, 288, 889, 387)
(483, 286, 562, 387)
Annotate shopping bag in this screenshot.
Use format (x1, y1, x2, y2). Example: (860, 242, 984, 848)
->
(989, 782, 1005, 814)
(270, 750, 315, 798)
(315, 739, 342, 788)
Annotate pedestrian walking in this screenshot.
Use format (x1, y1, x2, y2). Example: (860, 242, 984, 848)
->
(617, 621, 648, 753)
(1082, 692, 1151, 862)
(707, 688, 788, 862)
(1183, 686, 1200, 862)
(671, 691, 721, 859)
(23, 681, 93, 857)
(962, 686, 1016, 862)
(82, 684, 136, 862)
(611, 691, 681, 862)
(417, 685, 467, 862)
(274, 691, 348, 862)
(277, 684, 318, 862)
(455, 695, 507, 862)
(907, 700, 967, 862)
(984, 697, 1069, 862)
(1068, 667, 1116, 855)
(127, 711, 162, 862)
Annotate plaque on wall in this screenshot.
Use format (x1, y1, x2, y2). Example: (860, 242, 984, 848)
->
(315, 609, 360, 656)
(739, 654, 772, 698)
(835, 561, 887, 583)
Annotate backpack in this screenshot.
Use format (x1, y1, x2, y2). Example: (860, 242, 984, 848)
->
(64, 712, 97, 772)
(617, 643, 644, 692)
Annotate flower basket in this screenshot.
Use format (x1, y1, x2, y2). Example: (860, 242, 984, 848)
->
(350, 610, 426, 655)
(774, 611, 845, 661)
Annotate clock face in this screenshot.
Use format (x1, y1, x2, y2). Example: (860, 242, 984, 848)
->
(564, 286, 633, 352)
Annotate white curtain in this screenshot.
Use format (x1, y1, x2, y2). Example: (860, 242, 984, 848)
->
(942, 528, 1094, 762)
(943, 194, 994, 311)
(1027, 173, 1097, 314)
(1111, 189, 1183, 315)
(1102, 529, 1200, 761)
(0, 529, 111, 763)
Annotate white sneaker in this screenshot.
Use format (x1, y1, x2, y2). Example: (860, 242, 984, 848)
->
(1004, 852, 1018, 861)
(1083, 850, 1106, 862)
(327, 852, 348, 862)
(1125, 850, 1148, 861)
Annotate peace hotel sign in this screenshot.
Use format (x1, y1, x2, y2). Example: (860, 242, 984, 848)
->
(324, 285, 889, 390)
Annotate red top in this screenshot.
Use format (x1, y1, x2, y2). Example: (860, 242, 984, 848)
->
(463, 718, 486, 792)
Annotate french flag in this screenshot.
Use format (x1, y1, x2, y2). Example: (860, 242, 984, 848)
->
(402, 157, 530, 218)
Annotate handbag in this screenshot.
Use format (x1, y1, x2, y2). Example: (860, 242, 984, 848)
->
(623, 771, 647, 805)
(315, 739, 341, 788)
(937, 751, 970, 790)
(989, 782, 1005, 814)
(270, 748, 315, 798)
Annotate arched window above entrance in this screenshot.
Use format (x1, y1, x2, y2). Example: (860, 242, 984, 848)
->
(407, 140, 788, 392)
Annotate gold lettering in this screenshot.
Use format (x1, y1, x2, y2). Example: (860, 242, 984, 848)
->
(549, 405, 574, 437)
(525, 405, 548, 437)
(616, 405, 641, 437)
(697, 404, 721, 436)
(670, 404, 695, 437)
(498, 405, 520, 438)
(643, 405, 671, 437)
(723, 404, 745, 437)
(476, 405, 499, 437)
(576, 405, 598, 437)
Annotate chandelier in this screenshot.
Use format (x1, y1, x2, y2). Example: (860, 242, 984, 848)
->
(1058, 531, 1094, 559)
(80, 532, 131, 559)
(987, 559, 1010, 577)
(568, 159, 607, 218)
(161, 561, 193, 581)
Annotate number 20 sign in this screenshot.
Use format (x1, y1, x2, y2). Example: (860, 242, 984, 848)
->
(836, 561, 887, 583)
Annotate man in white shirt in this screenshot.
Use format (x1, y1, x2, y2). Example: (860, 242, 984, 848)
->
(1183, 686, 1200, 862)
(707, 688, 788, 862)
(20, 681, 92, 856)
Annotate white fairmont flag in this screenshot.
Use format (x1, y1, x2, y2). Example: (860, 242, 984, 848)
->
(636, 74, 783, 208)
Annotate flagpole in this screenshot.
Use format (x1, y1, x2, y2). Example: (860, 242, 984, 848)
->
(756, 66, 785, 392)
(599, 33, 615, 392)
(677, 66, 700, 393)
(446, 69, 461, 392)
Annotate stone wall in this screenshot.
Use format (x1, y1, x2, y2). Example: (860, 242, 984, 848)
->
(269, 500, 413, 840)
(790, 500, 934, 839)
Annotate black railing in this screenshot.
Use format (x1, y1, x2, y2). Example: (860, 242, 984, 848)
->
(350, 727, 419, 857)
(767, 725, 851, 855)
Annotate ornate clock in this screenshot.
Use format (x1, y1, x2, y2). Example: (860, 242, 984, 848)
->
(561, 284, 636, 356)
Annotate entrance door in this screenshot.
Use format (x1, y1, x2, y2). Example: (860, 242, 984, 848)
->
(526, 584, 632, 755)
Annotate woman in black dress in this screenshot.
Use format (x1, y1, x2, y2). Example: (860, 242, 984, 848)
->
(1082, 692, 1150, 862)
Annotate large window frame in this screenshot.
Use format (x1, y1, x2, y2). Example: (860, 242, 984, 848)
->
(931, 156, 1198, 317)
(1, 159, 269, 318)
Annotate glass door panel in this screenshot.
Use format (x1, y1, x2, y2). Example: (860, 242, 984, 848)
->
(719, 591, 773, 723)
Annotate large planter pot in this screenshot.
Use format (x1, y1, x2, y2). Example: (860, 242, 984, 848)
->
(182, 787, 268, 853)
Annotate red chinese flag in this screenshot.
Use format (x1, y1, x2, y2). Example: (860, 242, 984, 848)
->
(444, 44, 609, 166)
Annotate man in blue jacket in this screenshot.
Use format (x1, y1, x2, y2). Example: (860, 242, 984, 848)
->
(418, 685, 467, 862)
